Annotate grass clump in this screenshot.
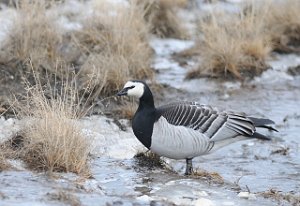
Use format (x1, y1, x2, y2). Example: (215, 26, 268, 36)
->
(140, 0, 188, 39)
(0, 0, 65, 79)
(192, 169, 224, 184)
(188, 4, 272, 80)
(0, 0, 154, 102)
(266, 0, 300, 53)
(15, 73, 91, 176)
(134, 151, 165, 169)
(75, 1, 154, 97)
(259, 189, 300, 206)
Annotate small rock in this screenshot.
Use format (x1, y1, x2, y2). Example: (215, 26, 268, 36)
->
(238, 192, 256, 200)
(287, 65, 300, 76)
(137, 195, 153, 202)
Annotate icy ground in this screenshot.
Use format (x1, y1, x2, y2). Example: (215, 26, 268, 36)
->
(1, 0, 300, 205)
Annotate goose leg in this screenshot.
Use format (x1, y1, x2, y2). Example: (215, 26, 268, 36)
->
(185, 158, 193, 175)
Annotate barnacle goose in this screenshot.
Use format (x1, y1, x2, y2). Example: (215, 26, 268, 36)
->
(117, 80, 277, 175)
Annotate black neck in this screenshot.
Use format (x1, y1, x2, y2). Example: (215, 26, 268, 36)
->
(139, 86, 155, 109)
(132, 86, 156, 149)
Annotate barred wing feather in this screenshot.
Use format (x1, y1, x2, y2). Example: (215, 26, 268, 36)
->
(156, 102, 256, 142)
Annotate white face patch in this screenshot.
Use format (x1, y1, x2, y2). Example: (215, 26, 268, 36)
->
(123, 81, 144, 98)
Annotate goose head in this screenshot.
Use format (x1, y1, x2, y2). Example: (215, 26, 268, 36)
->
(117, 80, 145, 98)
(117, 80, 154, 105)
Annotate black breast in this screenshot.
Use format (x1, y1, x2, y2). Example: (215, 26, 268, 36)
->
(132, 107, 156, 149)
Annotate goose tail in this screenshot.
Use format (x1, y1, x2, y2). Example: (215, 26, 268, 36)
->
(248, 117, 278, 140)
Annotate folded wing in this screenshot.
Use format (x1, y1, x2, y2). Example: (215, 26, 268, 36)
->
(155, 101, 271, 142)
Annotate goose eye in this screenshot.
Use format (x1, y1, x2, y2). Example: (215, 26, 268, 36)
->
(127, 86, 135, 89)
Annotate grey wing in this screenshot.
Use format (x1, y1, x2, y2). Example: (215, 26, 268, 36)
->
(156, 101, 255, 141)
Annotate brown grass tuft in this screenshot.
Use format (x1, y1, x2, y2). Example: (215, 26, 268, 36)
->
(0, 0, 66, 79)
(259, 189, 300, 206)
(192, 169, 224, 184)
(15, 72, 91, 176)
(0, 0, 154, 101)
(75, 1, 154, 97)
(188, 4, 272, 80)
(140, 0, 188, 39)
(266, 0, 300, 53)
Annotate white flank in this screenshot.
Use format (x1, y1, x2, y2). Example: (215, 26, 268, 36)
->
(151, 117, 212, 159)
(124, 81, 144, 98)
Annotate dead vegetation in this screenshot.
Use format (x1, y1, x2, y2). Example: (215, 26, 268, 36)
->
(12, 73, 92, 176)
(0, 0, 65, 80)
(140, 0, 188, 39)
(0, 0, 154, 103)
(72, 0, 154, 97)
(185, 0, 300, 80)
(188, 4, 272, 80)
(113, 100, 138, 120)
(0, 150, 10, 171)
(259, 189, 300, 206)
(191, 169, 224, 184)
(266, 0, 300, 53)
(134, 151, 166, 169)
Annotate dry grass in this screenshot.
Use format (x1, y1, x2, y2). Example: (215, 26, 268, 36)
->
(113, 100, 138, 120)
(0, 150, 10, 171)
(140, 0, 188, 39)
(0, 139, 16, 171)
(192, 169, 224, 184)
(188, 5, 272, 80)
(266, 0, 300, 53)
(75, 1, 154, 97)
(0, 0, 67, 79)
(259, 189, 300, 206)
(14, 72, 91, 176)
(0, 0, 154, 102)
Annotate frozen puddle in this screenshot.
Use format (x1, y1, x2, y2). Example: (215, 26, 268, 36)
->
(150, 38, 195, 88)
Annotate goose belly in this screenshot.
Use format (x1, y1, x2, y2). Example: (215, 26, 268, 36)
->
(150, 118, 211, 159)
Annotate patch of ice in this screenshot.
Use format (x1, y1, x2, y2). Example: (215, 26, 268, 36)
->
(80, 115, 143, 159)
(254, 54, 300, 84)
(150, 38, 194, 56)
(269, 54, 300, 71)
(178, 79, 219, 93)
(150, 38, 195, 88)
(82, 179, 105, 194)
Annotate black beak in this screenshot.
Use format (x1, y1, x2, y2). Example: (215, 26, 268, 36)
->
(117, 88, 128, 96)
